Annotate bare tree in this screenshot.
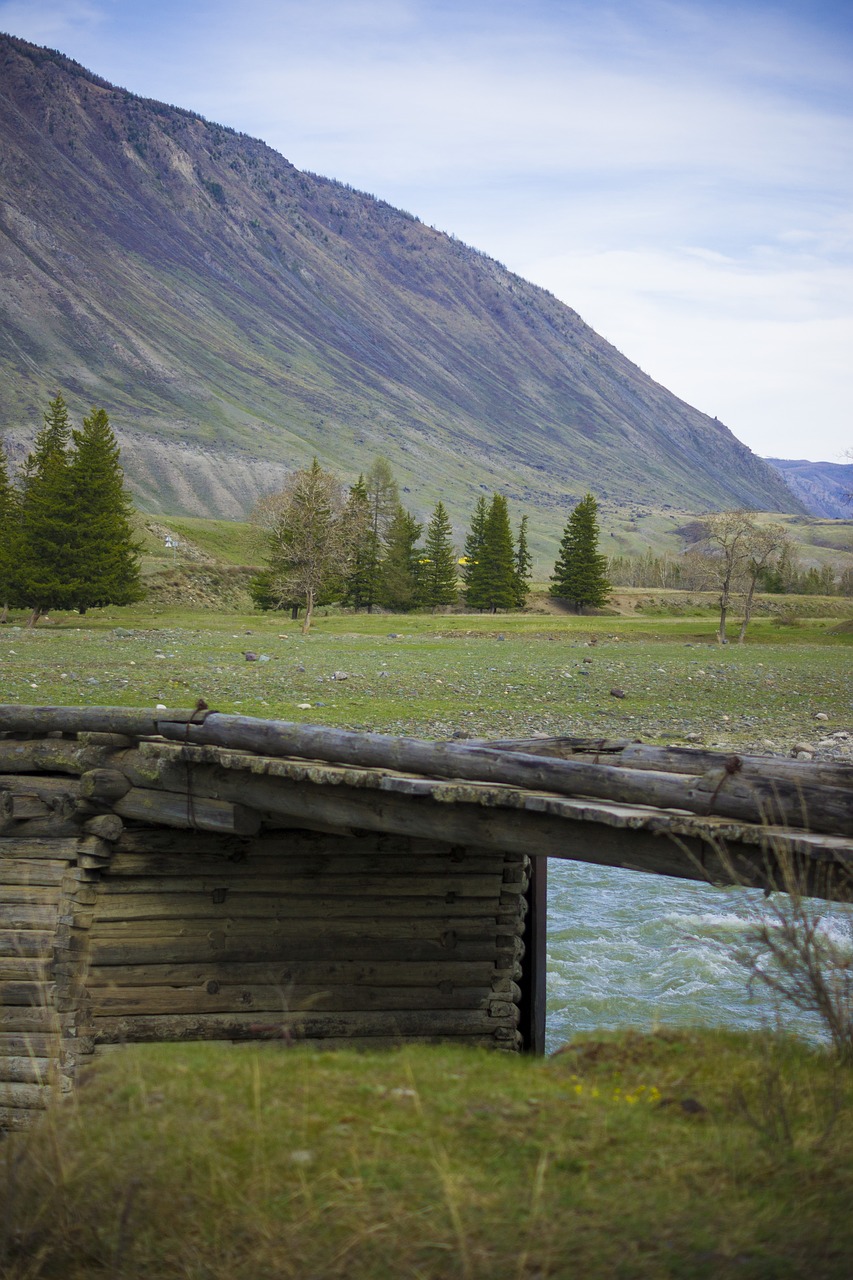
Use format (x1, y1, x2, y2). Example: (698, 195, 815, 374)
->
(701, 510, 756, 643)
(737, 524, 790, 643)
(252, 459, 350, 635)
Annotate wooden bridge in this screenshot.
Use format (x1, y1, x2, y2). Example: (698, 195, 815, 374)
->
(2, 704, 852, 1131)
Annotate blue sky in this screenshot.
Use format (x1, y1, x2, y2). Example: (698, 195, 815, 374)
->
(2, 0, 851, 463)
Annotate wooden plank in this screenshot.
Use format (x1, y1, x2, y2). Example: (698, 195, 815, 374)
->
(87, 984, 499, 1015)
(89, 913, 508, 941)
(90, 895, 504, 923)
(85, 959, 500, 987)
(89, 1007, 519, 1044)
(97, 874, 503, 897)
(114, 788, 262, 835)
(1, 883, 65, 904)
(518, 856, 547, 1056)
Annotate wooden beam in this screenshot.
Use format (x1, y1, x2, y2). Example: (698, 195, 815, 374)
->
(0, 705, 212, 736)
(113, 788, 261, 835)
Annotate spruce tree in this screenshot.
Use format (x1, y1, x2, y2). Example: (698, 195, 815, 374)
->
(363, 457, 400, 612)
(513, 514, 532, 608)
(550, 493, 610, 611)
(420, 501, 458, 607)
(462, 495, 488, 606)
(380, 504, 422, 611)
(0, 438, 17, 623)
(69, 407, 143, 612)
(340, 476, 373, 610)
(476, 494, 516, 613)
(13, 393, 78, 625)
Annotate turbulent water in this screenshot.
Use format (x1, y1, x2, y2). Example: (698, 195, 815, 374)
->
(545, 859, 853, 1054)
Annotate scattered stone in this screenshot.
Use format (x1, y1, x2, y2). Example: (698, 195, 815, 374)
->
(113, 627, 135, 638)
(685, 732, 701, 742)
(794, 750, 813, 760)
(609, 688, 626, 699)
(792, 741, 815, 755)
(331, 671, 349, 681)
(297, 702, 312, 709)
(258, 654, 272, 662)
(721, 715, 729, 722)
(814, 712, 829, 721)
(583, 657, 594, 664)
(243, 652, 259, 661)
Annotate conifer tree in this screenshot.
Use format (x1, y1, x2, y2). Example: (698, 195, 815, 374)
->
(461, 495, 488, 605)
(0, 438, 17, 623)
(13, 393, 78, 626)
(419, 501, 458, 607)
(513, 514, 532, 608)
(475, 494, 516, 613)
(363, 457, 400, 612)
(68, 407, 143, 612)
(340, 476, 373, 610)
(550, 492, 610, 611)
(380, 504, 422, 611)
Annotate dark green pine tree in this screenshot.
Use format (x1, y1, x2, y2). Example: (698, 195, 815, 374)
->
(69, 406, 143, 612)
(12, 393, 79, 625)
(341, 475, 374, 610)
(513, 514, 532, 608)
(419, 501, 458, 607)
(364, 457, 400, 612)
(461, 495, 488, 606)
(550, 492, 611, 611)
(0, 437, 18, 623)
(380, 504, 423, 611)
(475, 494, 517, 613)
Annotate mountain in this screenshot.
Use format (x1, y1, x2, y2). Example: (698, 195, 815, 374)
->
(0, 33, 802, 537)
(764, 459, 852, 520)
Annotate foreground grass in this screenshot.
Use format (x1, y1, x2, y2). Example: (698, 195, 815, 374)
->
(2, 1032, 851, 1279)
(0, 605, 849, 746)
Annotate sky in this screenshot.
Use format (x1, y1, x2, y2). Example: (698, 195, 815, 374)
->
(2, 0, 852, 463)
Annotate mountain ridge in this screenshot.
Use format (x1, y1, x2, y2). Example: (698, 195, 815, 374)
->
(0, 32, 803, 534)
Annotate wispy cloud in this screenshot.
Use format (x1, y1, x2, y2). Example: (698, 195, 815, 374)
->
(1, 0, 851, 460)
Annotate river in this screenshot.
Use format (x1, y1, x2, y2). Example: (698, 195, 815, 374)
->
(545, 858, 853, 1054)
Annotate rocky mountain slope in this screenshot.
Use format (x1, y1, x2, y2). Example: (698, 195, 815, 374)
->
(0, 33, 801, 531)
(765, 459, 852, 520)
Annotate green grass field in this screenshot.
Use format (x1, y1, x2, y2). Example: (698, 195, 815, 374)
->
(3, 1031, 852, 1279)
(1, 601, 849, 748)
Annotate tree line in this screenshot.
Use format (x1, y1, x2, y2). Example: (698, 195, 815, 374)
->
(250, 457, 610, 633)
(0, 394, 141, 626)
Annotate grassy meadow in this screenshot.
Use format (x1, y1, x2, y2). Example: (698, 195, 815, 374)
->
(0, 597, 849, 749)
(3, 1032, 852, 1279)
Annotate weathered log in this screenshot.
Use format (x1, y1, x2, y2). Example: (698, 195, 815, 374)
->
(0, 859, 68, 886)
(0, 1032, 58, 1057)
(0, 705, 212, 737)
(84, 984, 501, 1016)
(0, 930, 54, 959)
(84, 959, 501, 987)
(0, 979, 52, 1006)
(153, 714, 853, 835)
(0, 957, 49, 981)
(105, 851, 507, 878)
(0, 1005, 58, 1032)
(0, 1056, 55, 1084)
(113, 787, 262, 835)
(0, 1081, 53, 1109)
(90, 894, 505, 923)
(97, 873, 502, 898)
(0, 837, 80, 861)
(88, 1006, 519, 1044)
(0, 904, 59, 930)
(82, 813, 124, 841)
(87, 933, 509, 966)
(0, 740, 115, 776)
(79, 768, 133, 803)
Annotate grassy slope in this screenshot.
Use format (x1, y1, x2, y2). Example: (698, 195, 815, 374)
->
(0, 34, 801, 531)
(3, 1033, 851, 1279)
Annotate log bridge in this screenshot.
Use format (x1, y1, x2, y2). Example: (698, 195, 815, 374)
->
(2, 704, 852, 1131)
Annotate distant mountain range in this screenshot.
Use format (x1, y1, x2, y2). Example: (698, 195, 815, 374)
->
(764, 459, 852, 520)
(0, 32, 803, 537)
